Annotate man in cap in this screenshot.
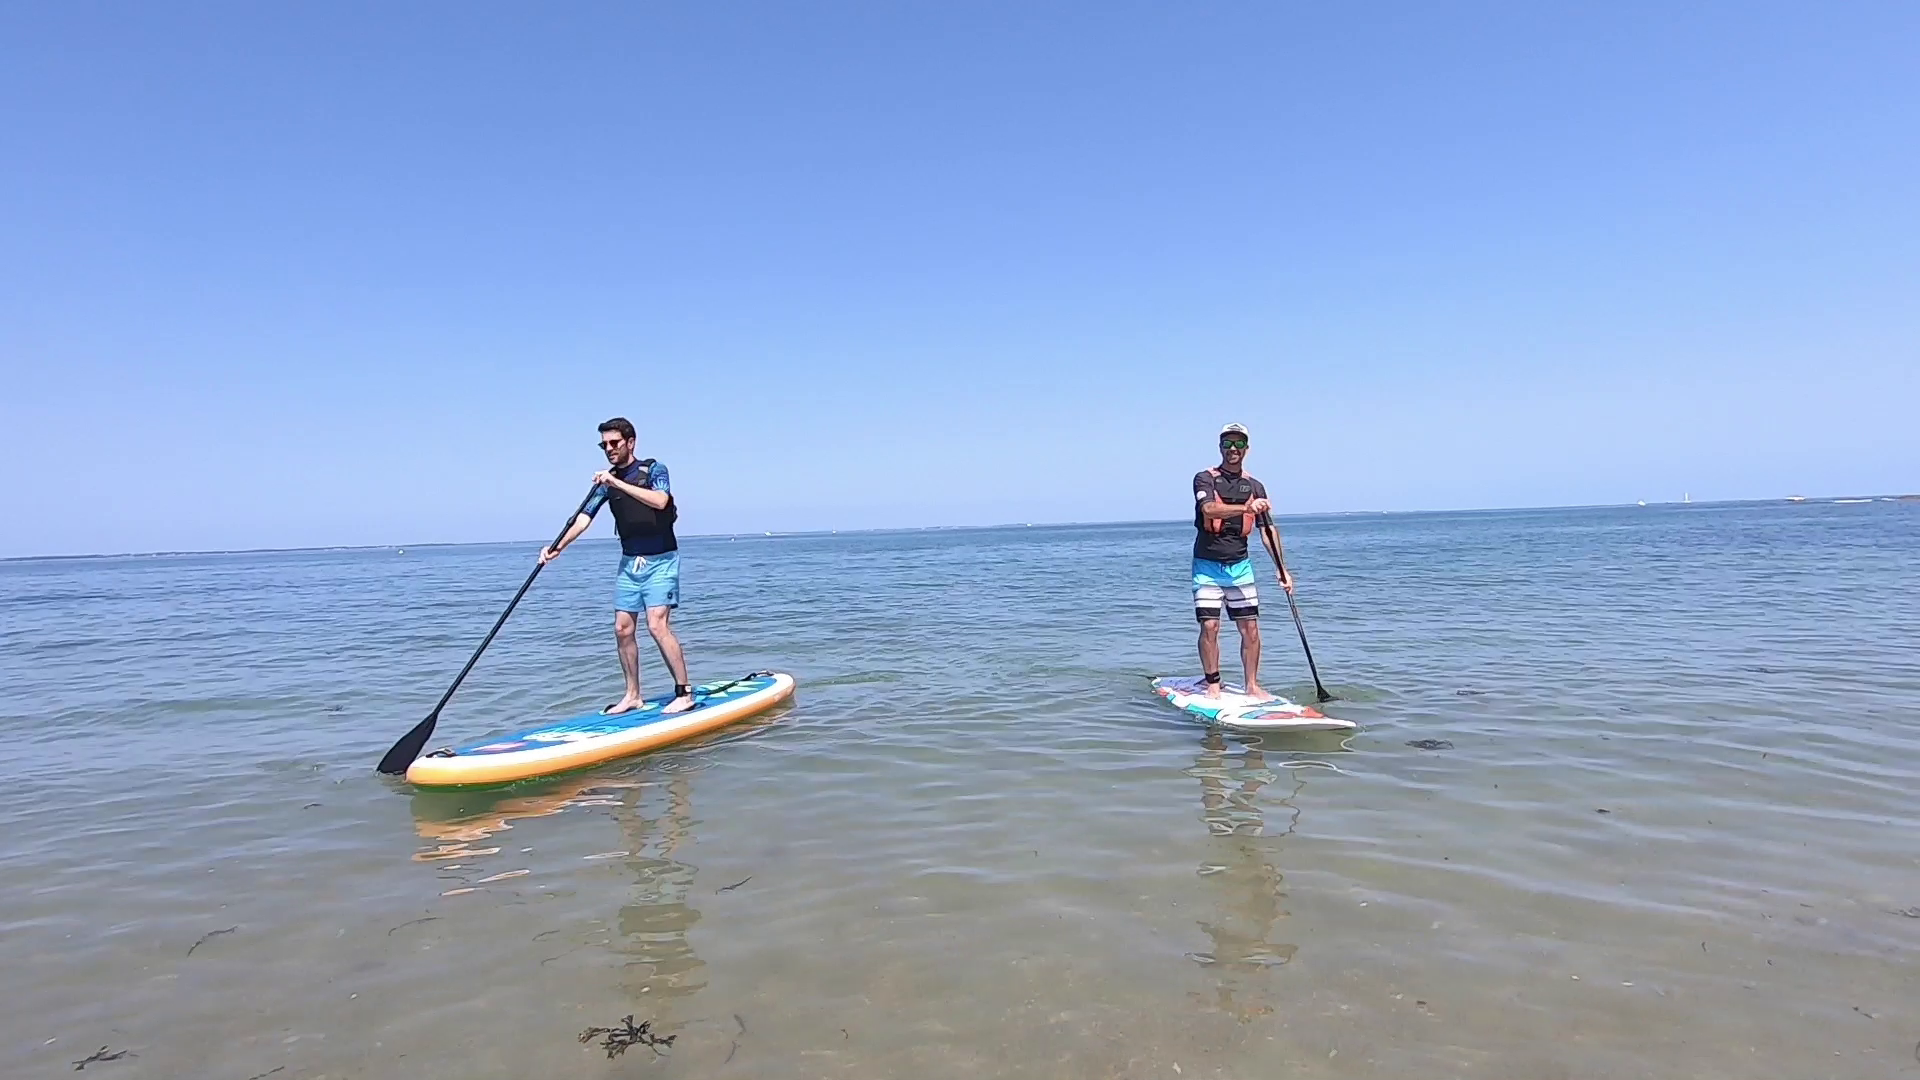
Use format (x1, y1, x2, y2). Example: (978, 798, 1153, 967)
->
(1191, 423, 1294, 700)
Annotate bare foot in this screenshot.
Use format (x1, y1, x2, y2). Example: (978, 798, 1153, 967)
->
(1244, 683, 1275, 703)
(1203, 682, 1222, 699)
(601, 695, 644, 715)
(661, 694, 696, 715)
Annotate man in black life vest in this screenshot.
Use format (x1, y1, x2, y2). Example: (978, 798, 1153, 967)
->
(539, 417, 695, 716)
(1192, 423, 1295, 701)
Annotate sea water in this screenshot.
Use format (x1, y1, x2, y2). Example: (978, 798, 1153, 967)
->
(2, 500, 1916, 1078)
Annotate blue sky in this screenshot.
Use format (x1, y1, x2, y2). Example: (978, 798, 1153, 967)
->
(3, 2, 1914, 557)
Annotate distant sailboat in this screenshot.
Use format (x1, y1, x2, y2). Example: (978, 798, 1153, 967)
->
(1683, 492, 1691, 504)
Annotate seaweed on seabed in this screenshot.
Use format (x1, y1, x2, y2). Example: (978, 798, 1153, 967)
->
(579, 1015, 675, 1059)
(71, 1045, 134, 1070)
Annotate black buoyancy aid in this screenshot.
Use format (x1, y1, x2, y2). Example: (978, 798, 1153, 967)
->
(609, 458, 678, 555)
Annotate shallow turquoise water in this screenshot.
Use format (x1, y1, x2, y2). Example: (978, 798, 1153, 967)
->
(2, 501, 1917, 1078)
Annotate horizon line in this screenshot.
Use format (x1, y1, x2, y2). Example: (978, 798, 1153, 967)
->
(3, 494, 1906, 563)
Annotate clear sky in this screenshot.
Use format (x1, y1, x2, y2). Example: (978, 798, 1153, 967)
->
(3, 2, 1914, 557)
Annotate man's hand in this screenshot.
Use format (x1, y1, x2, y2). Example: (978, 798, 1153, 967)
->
(1278, 565, 1295, 594)
(592, 470, 617, 488)
(1247, 497, 1272, 516)
(539, 545, 561, 565)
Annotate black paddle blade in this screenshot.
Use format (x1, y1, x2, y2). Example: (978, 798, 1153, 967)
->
(376, 712, 439, 775)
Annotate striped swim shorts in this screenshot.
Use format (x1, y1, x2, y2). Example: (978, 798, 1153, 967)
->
(1192, 557, 1258, 623)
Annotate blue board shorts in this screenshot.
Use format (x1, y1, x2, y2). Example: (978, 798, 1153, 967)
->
(614, 551, 681, 613)
(1193, 557, 1258, 623)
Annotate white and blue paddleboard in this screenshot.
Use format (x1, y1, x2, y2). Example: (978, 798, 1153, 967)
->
(406, 671, 796, 787)
(1150, 675, 1355, 732)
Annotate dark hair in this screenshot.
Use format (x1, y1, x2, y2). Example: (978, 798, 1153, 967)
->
(598, 417, 636, 442)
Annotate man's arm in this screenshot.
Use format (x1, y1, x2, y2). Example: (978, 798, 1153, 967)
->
(599, 476, 669, 509)
(1194, 471, 1266, 520)
(541, 484, 608, 563)
(539, 511, 595, 563)
(1200, 497, 1272, 520)
(597, 462, 672, 510)
(1190, 468, 1267, 518)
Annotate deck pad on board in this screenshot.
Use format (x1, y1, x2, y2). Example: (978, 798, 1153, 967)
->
(1151, 675, 1356, 732)
(454, 674, 783, 756)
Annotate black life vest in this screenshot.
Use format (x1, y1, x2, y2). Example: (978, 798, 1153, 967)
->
(608, 458, 678, 555)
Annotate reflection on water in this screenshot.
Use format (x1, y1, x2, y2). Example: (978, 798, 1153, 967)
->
(609, 762, 707, 1012)
(409, 776, 643, 894)
(404, 765, 710, 1028)
(409, 774, 640, 846)
(1185, 730, 1303, 1023)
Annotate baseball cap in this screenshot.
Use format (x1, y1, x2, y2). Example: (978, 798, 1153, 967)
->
(1219, 423, 1249, 438)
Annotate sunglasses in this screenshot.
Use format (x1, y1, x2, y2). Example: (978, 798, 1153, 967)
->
(1220, 438, 1249, 450)
(597, 438, 627, 450)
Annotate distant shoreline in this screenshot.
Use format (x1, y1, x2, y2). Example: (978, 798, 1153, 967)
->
(3, 495, 1911, 563)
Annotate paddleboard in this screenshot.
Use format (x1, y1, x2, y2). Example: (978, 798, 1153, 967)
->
(1150, 675, 1356, 732)
(406, 671, 796, 787)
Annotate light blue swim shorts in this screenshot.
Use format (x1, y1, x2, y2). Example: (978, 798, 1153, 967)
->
(614, 551, 681, 613)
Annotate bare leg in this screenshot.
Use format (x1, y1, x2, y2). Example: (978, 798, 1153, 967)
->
(1237, 616, 1270, 701)
(1197, 617, 1223, 697)
(604, 610, 645, 714)
(647, 606, 694, 714)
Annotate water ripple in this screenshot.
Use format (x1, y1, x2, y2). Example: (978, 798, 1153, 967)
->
(1, 504, 1916, 1078)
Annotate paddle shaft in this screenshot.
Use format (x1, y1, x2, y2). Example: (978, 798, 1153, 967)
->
(375, 488, 597, 774)
(1261, 522, 1333, 703)
(1281, 584, 1332, 703)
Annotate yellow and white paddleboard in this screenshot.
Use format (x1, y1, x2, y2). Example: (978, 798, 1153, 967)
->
(406, 671, 795, 787)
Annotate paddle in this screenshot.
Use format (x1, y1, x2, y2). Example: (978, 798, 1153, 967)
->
(1259, 519, 1334, 704)
(1280, 581, 1334, 704)
(375, 488, 598, 775)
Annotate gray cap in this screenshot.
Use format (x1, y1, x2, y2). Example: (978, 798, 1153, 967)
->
(1220, 423, 1249, 437)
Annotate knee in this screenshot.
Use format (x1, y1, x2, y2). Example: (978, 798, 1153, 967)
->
(614, 613, 638, 640)
(1197, 619, 1220, 642)
(645, 609, 673, 637)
